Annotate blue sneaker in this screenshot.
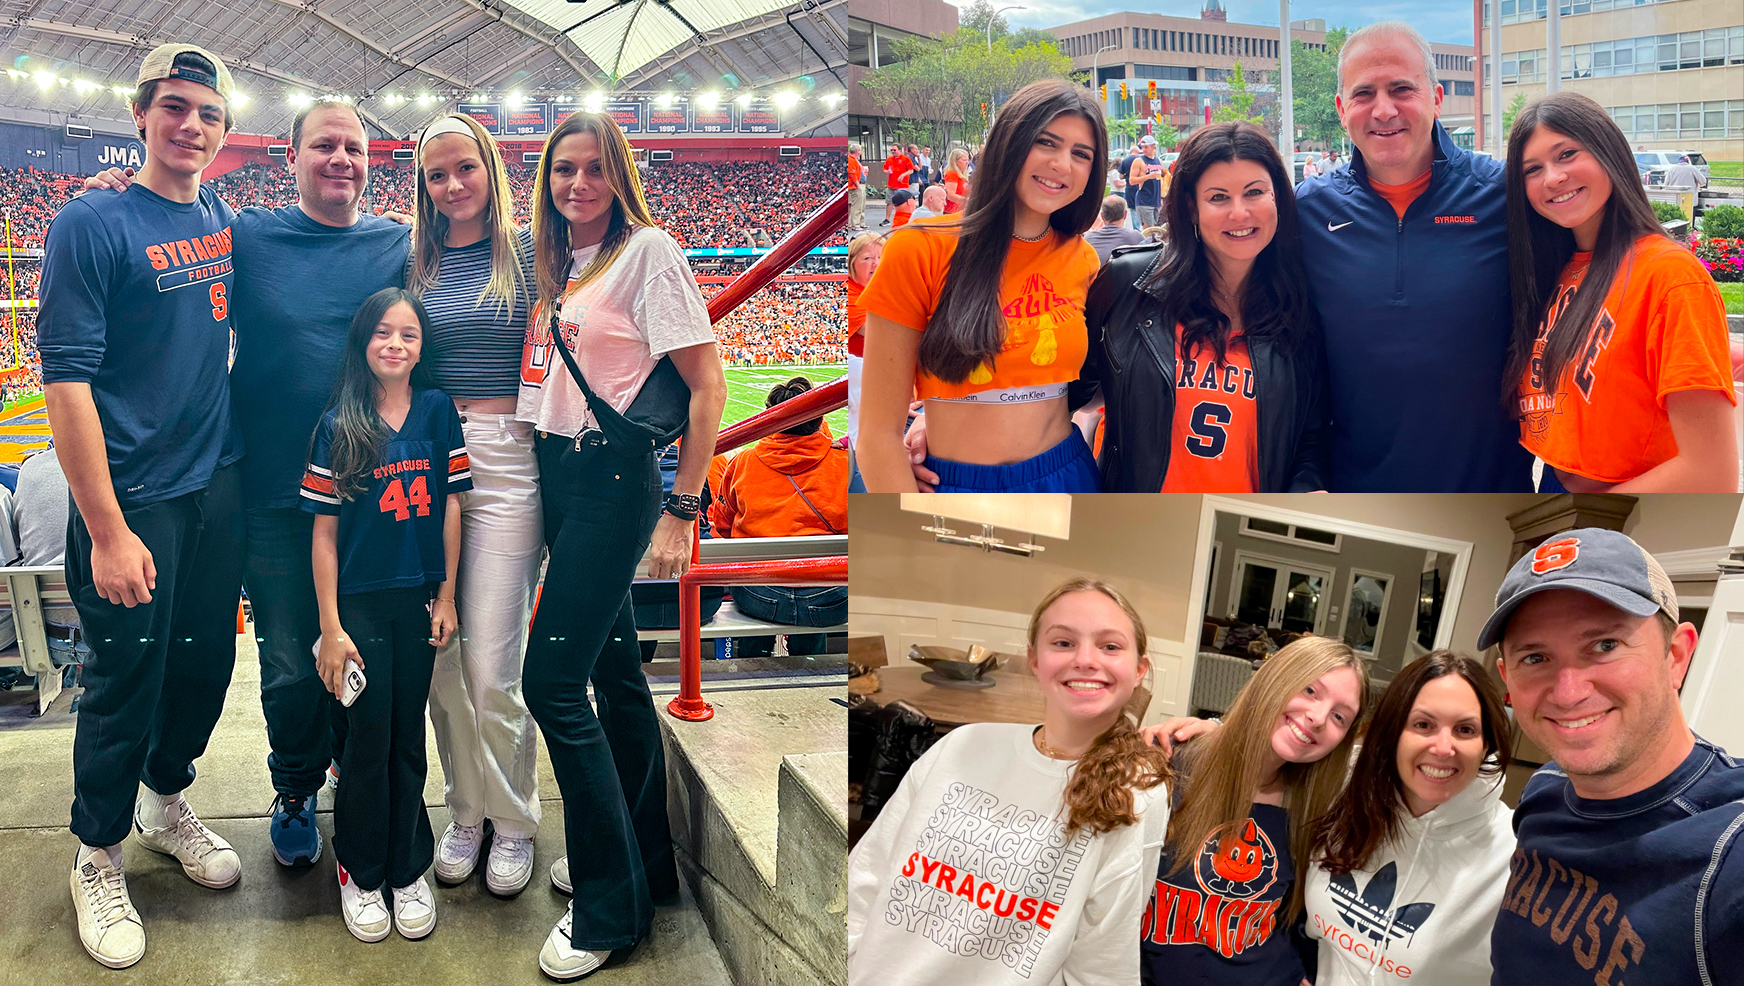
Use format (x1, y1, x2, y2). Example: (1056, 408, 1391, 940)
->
(269, 792, 322, 867)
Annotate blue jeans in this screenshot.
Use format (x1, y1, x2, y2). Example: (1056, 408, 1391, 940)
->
(245, 507, 331, 798)
(732, 586, 847, 657)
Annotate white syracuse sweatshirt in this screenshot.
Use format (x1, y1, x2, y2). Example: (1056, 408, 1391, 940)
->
(1303, 772, 1516, 986)
(847, 722, 1170, 986)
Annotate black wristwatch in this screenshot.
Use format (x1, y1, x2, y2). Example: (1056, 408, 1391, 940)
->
(663, 492, 701, 522)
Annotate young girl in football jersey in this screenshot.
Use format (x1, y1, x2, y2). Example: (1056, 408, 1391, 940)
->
(1504, 90, 1737, 491)
(847, 578, 1172, 985)
(857, 78, 1106, 492)
(302, 287, 469, 944)
(1138, 636, 1367, 986)
(407, 111, 547, 897)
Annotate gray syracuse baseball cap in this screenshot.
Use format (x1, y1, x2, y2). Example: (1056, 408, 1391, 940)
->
(1477, 527, 1678, 651)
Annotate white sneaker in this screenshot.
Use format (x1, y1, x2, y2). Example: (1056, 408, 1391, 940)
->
(487, 835, 535, 896)
(435, 821, 484, 883)
(337, 862, 391, 942)
(391, 875, 437, 939)
(539, 903, 610, 981)
(70, 846, 145, 969)
(133, 792, 241, 889)
(550, 855, 571, 894)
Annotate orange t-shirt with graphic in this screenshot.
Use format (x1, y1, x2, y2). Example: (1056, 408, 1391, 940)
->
(1370, 169, 1432, 220)
(943, 170, 969, 213)
(1518, 235, 1735, 484)
(858, 215, 1101, 402)
(1161, 330, 1260, 491)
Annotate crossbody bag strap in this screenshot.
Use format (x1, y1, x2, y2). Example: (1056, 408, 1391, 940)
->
(785, 473, 841, 535)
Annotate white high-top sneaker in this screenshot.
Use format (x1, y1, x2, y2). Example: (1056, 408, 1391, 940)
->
(70, 845, 145, 969)
(336, 861, 391, 943)
(133, 791, 241, 889)
(391, 875, 437, 939)
(539, 902, 610, 981)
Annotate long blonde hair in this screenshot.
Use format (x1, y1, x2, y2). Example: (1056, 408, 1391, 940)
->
(1165, 636, 1369, 921)
(1027, 578, 1170, 836)
(530, 111, 659, 320)
(409, 113, 523, 314)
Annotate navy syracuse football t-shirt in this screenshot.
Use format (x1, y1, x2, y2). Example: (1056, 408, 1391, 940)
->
(1141, 802, 1306, 985)
(299, 387, 470, 594)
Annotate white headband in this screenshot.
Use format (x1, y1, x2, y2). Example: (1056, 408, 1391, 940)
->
(418, 116, 481, 152)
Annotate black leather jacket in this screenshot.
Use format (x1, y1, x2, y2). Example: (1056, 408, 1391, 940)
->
(1076, 242, 1330, 492)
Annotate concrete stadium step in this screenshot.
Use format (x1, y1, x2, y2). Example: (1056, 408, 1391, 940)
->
(661, 680, 846, 985)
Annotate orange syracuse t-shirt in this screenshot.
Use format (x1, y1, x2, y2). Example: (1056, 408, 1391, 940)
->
(858, 216, 1100, 402)
(1370, 169, 1432, 221)
(847, 278, 866, 358)
(1161, 330, 1260, 492)
(943, 170, 969, 213)
(1518, 235, 1735, 484)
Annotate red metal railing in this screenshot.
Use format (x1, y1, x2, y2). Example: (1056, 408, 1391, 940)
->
(667, 185, 852, 722)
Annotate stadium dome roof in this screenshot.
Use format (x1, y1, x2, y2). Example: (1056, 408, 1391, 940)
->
(0, 0, 847, 137)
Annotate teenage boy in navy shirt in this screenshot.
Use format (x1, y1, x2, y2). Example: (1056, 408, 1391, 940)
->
(1483, 529, 1744, 984)
(39, 43, 247, 970)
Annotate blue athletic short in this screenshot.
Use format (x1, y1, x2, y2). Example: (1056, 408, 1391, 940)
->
(924, 430, 1101, 492)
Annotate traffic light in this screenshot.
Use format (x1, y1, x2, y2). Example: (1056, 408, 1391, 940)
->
(1120, 81, 1128, 100)
(1154, 111, 1162, 123)
(1148, 80, 1158, 99)
(1100, 84, 1107, 102)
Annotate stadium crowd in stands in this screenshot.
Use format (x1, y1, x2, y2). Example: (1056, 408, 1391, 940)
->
(705, 279, 846, 366)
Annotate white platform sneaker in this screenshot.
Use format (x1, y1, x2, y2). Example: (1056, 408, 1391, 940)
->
(434, 821, 484, 883)
(550, 855, 571, 894)
(70, 846, 145, 969)
(133, 792, 241, 889)
(539, 902, 610, 981)
(486, 835, 535, 896)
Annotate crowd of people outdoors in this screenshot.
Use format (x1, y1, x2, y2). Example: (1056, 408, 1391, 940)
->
(705, 278, 847, 365)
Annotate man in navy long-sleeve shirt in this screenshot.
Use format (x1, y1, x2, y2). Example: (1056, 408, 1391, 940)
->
(1294, 22, 1531, 491)
(1484, 529, 1744, 984)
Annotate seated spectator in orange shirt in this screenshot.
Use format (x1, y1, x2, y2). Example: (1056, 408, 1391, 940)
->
(708, 377, 847, 656)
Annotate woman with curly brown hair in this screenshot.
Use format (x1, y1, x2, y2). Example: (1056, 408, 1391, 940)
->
(847, 578, 1172, 985)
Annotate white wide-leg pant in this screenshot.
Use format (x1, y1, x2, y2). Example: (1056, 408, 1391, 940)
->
(428, 412, 544, 839)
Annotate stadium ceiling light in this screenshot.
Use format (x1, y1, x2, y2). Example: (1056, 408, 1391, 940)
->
(419, 93, 435, 104)
(34, 72, 54, 90)
(232, 91, 249, 108)
(656, 91, 675, 108)
(585, 91, 605, 112)
(507, 90, 525, 107)
(697, 91, 720, 109)
(735, 93, 754, 107)
(773, 91, 799, 109)
(73, 78, 97, 93)
(5, 69, 23, 81)
(111, 85, 130, 97)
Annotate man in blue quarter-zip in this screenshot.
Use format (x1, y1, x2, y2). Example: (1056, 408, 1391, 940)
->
(1296, 22, 1531, 492)
(1484, 529, 1743, 985)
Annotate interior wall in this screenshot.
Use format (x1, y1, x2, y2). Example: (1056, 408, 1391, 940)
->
(1208, 511, 1431, 674)
(1623, 494, 1743, 552)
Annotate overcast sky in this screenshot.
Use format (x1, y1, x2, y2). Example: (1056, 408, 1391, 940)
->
(962, 0, 1478, 47)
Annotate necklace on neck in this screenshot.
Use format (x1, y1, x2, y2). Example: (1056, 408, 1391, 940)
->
(1013, 227, 1050, 243)
(1033, 726, 1077, 760)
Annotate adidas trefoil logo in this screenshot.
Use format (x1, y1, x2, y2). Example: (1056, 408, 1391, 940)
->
(1328, 861, 1435, 947)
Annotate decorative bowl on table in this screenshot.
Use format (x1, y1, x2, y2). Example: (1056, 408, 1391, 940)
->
(909, 644, 1008, 690)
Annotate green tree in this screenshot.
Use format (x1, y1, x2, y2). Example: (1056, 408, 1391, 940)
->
(1501, 92, 1528, 139)
(1106, 115, 1142, 149)
(1152, 119, 1181, 150)
(1291, 26, 1349, 147)
(1212, 61, 1264, 125)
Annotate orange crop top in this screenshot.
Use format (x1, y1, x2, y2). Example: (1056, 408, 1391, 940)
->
(858, 216, 1100, 404)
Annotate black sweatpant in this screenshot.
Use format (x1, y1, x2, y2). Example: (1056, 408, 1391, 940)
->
(69, 463, 245, 848)
(525, 434, 680, 952)
(331, 585, 437, 892)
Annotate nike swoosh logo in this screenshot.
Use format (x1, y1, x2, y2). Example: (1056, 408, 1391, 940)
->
(1329, 221, 1354, 231)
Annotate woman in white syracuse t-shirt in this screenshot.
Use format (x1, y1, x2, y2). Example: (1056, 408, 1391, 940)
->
(847, 578, 1173, 986)
(514, 110, 726, 983)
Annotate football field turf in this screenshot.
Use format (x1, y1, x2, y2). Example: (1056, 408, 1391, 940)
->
(723, 363, 847, 440)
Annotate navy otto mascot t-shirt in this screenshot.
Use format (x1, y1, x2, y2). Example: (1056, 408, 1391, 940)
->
(298, 388, 471, 594)
(1140, 802, 1307, 986)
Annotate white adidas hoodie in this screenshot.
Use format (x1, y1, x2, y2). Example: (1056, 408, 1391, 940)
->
(1302, 772, 1515, 986)
(847, 722, 1170, 986)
